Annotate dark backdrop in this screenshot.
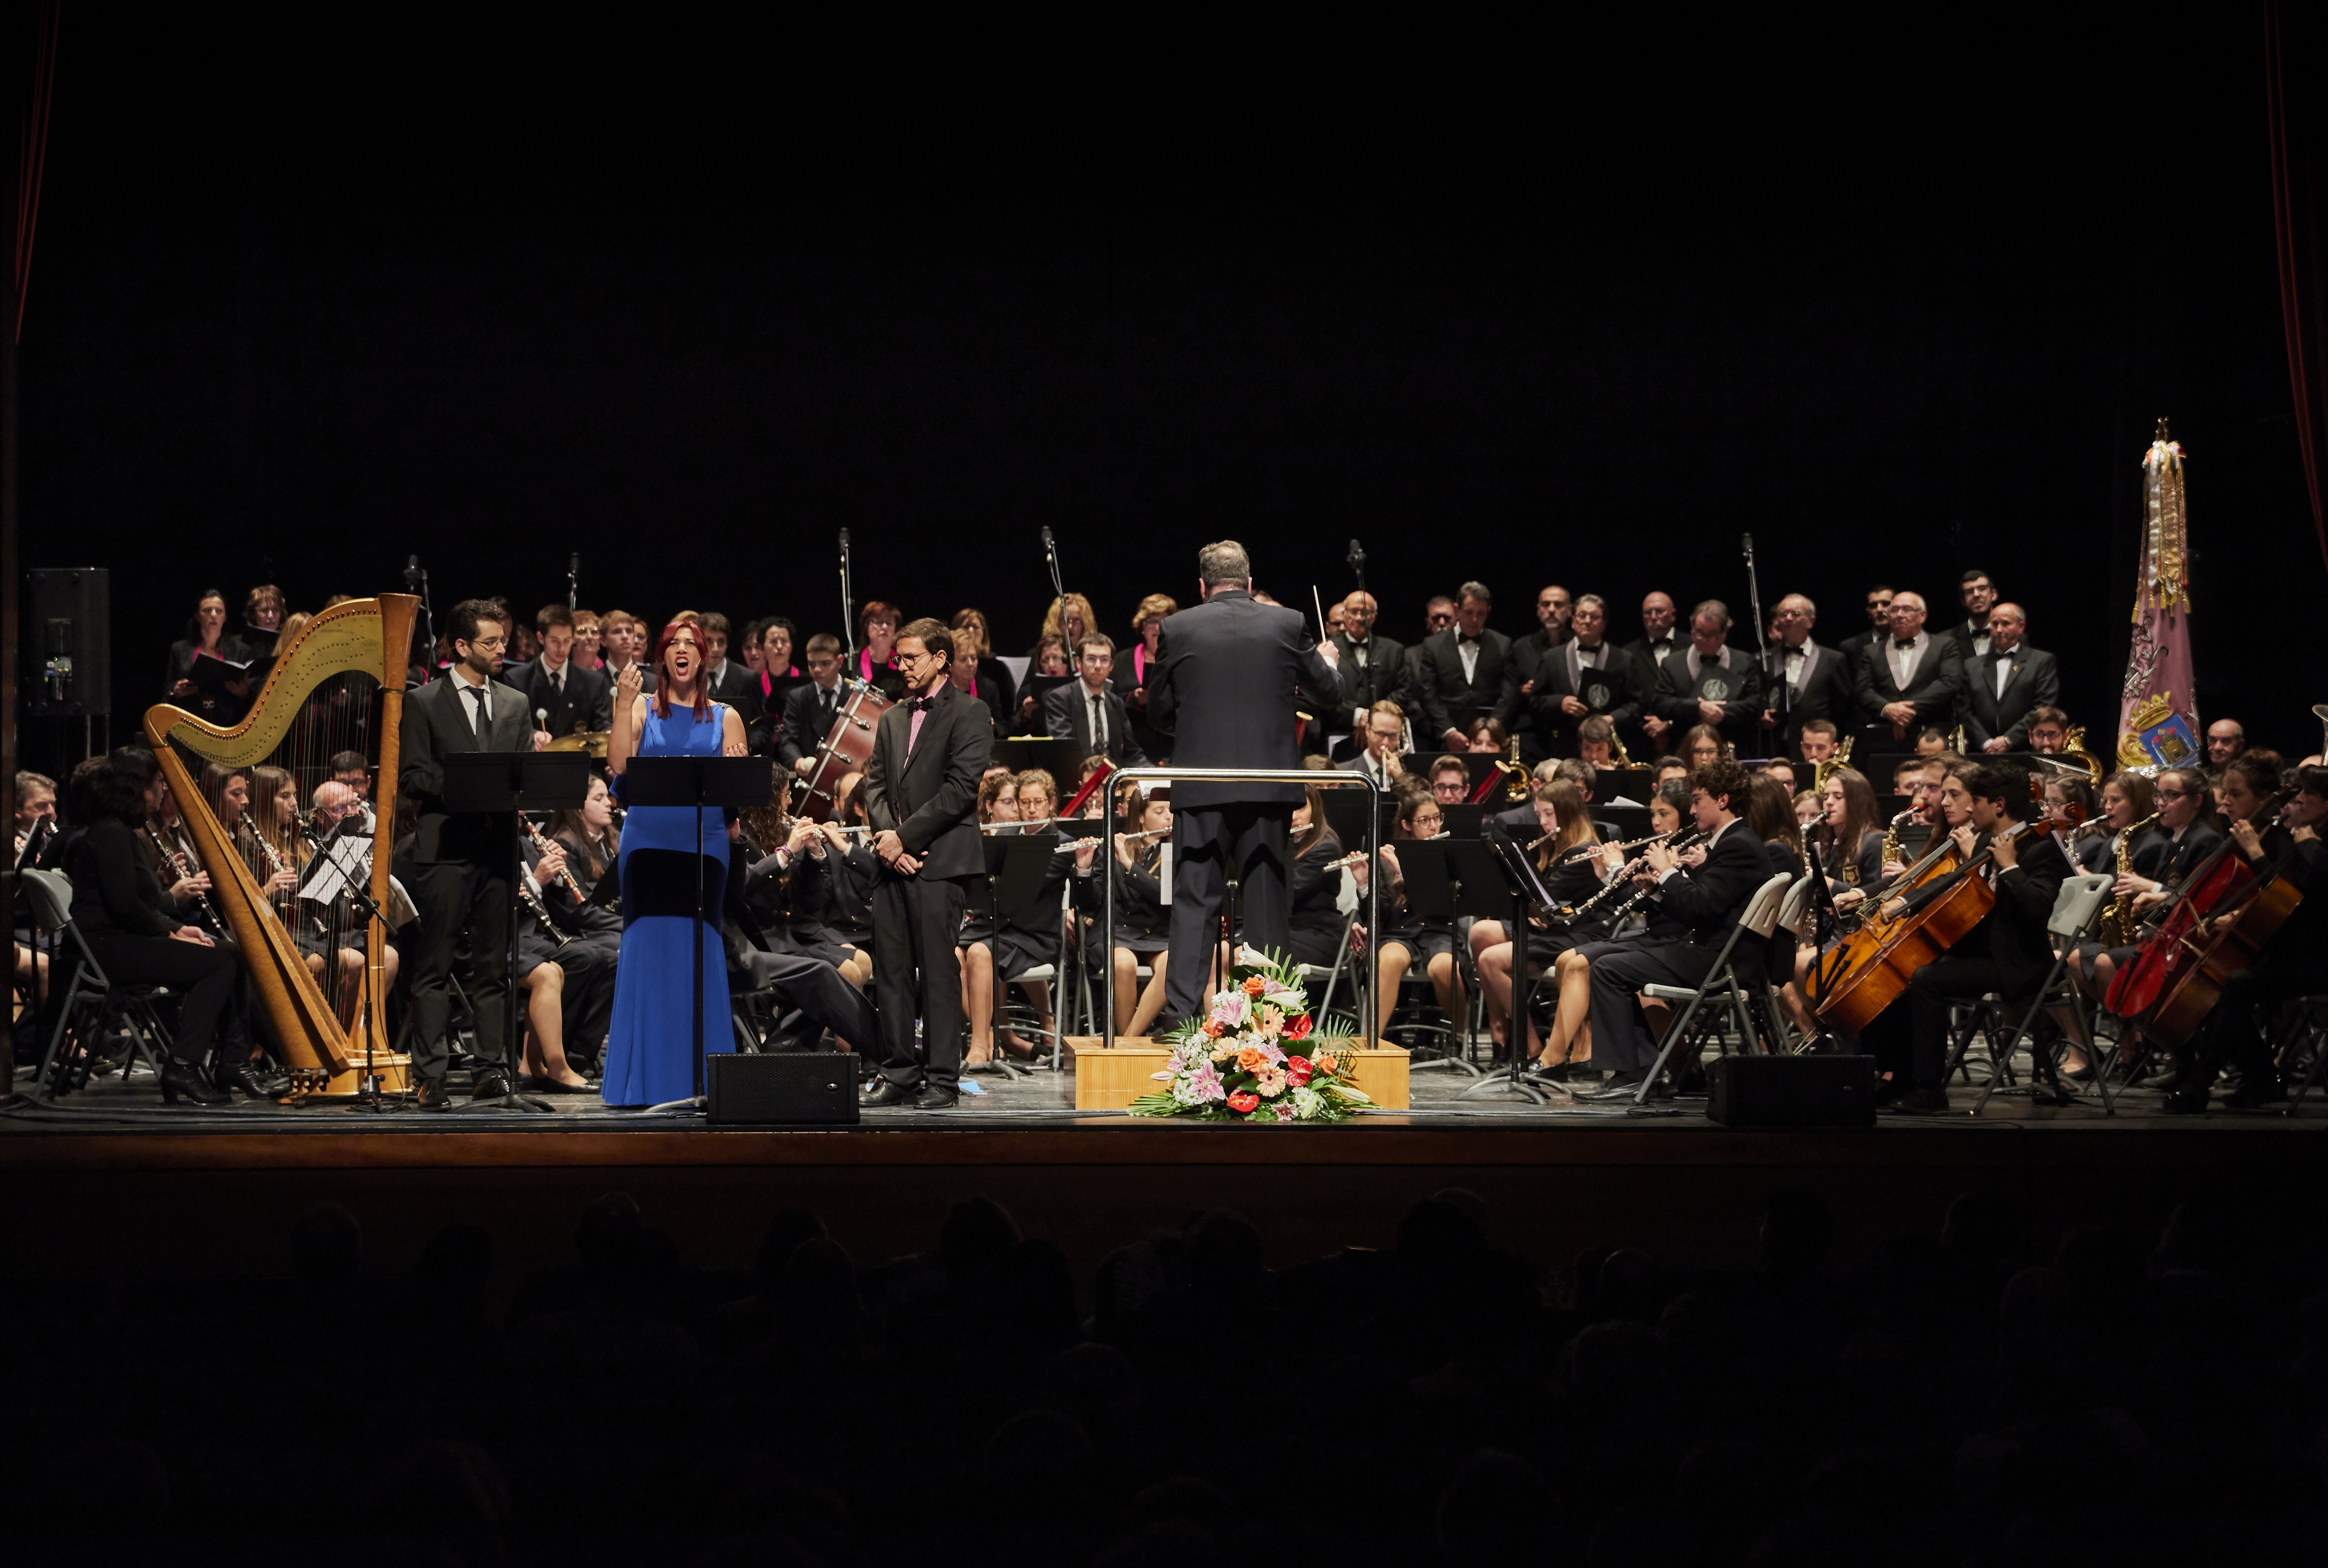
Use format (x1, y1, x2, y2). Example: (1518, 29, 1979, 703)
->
(17, 14, 2325, 764)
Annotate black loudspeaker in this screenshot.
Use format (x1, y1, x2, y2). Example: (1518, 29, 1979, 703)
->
(706, 1052, 860, 1126)
(1707, 1054, 1877, 1128)
(21, 568, 111, 717)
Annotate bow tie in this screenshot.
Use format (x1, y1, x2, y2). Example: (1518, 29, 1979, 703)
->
(909, 696, 938, 713)
(1459, 634, 1479, 645)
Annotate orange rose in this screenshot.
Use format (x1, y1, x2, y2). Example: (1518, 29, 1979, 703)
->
(1236, 1045, 1269, 1073)
(1242, 975, 1267, 996)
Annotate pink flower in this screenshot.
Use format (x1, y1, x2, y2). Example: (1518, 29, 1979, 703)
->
(1274, 1103, 1295, 1122)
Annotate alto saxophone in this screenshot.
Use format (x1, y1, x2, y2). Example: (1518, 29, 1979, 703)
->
(2097, 810, 2161, 947)
(1812, 734, 1854, 793)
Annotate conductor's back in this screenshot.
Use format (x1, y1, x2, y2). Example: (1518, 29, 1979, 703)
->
(1144, 540, 1342, 1025)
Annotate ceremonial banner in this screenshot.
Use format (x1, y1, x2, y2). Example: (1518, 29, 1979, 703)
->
(2117, 425, 2201, 769)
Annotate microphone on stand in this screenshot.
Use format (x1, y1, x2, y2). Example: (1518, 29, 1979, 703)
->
(1346, 538, 1366, 587)
(568, 552, 580, 610)
(1740, 531, 1755, 561)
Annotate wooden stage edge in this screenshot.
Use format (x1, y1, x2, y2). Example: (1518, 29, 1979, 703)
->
(2, 1117, 2322, 1175)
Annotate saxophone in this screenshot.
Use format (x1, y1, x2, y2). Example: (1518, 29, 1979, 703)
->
(2097, 810, 2161, 947)
(2059, 724, 2104, 787)
(1878, 806, 1915, 874)
(1812, 734, 1855, 793)
(1610, 729, 1635, 768)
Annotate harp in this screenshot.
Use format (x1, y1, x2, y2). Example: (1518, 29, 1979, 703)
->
(144, 593, 420, 1097)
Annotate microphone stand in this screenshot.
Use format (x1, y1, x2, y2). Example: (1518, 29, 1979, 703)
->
(839, 529, 858, 671)
(1742, 531, 1774, 757)
(568, 552, 580, 612)
(405, 557, 436, 679)
(1347, 538, 1366, 593)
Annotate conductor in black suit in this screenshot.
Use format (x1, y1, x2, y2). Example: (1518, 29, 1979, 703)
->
(1758, 593, 1853, 759)
(1416, 581, 1509, 749)
(1044, 633, 1151, 771)
(1962, 603, 2061, 754)
(398, 599, 546, 1110)
(860, 619, 992, 1110)
(514, 605, 613, 746)
(1146, 540, 1342, 1026)
(1853, 590, 1963, 743)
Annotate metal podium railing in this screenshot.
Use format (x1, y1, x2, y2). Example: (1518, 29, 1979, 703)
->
(1098, 767, 1384, 1050)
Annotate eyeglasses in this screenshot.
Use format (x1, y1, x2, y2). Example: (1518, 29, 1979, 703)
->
(468, 636, 507, 651)
(2155, 788, 2190, 801)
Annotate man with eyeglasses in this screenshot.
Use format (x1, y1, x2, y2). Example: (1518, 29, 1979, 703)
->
(1340, 701, 1408, 788)
(398, 599, 548, 1110)
(1942, 569, 2001, 663)
(1044, 633, 1150, 771)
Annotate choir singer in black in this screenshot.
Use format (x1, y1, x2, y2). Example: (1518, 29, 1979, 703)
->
(1144, 540, 1342, 1028)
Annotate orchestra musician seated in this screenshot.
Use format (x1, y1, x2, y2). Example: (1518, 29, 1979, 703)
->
(1471, 780, 1608, 1065)
(296, 781, 407, 1031)
(1044, 635, 1150, 771)
(1358, 789, 1464, 1039)
(1576, 716, 1621, 771)
(1465, 718, 1509, 755)
(1018, 635, 1072, 732)
(2023, 707, 2071, 754)
(778, 634, 849, 777)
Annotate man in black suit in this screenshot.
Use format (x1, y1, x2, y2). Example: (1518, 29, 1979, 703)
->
(1886, 761, 2070, 1113)
(398, 598, 545, 1109)
(1146, 539, 1342, 1025)
(514, 605, 613, 747)
(1854, 590, 1962, 743)
(1512, 592, 1638, 762)
(1618, 590, 1683, 751)
(696, 612, 760, 706)
(1576, 759, 1771, 1100)
(1940, 568, 2000, 664)
(1326, 591, 1410, 742)
(1416, 581, 1509, 749)
(1963, 603, 2060, 753)
(1402, 595, 1456, 719)
(1758, 593, 1853, 759)
(860, 619, 992, 1110)
(1652, 600, 1766, 752)
(1044, 633, 1151, 770)
(777, 633, 848, 777)
(1835, 584, 1894, 670)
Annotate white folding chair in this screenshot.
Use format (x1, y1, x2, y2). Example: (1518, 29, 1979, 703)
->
(1971, 872, 2114, 1117)
(1633, 874, 1795, 1106)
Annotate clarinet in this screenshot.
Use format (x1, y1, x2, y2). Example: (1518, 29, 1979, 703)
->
(518, 870, 572, 947)
(149, 825, 228, 938)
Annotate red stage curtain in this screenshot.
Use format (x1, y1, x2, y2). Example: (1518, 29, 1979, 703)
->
(2268, 0, 2328, 580)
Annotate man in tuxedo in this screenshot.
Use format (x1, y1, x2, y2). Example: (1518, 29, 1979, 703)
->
(1146, 539, 1342, 1025)
(1512, 593, 1638, 761)
(1417, 581, 1510, 749)
(398, 598, 548, 1110)
(778, 634, 848, 776)
(1327, 591, 1411, 740)
(1046, 634, 1151, 770)
(860, 619, 992, 1110)
(1885, 761, 2069, 1113)
(1854, 591, 1962, 742)
(1620, 591, 1684, 751)
(1941, 569, 2000, 663)
(599, 610, 657, 695)
(516, 605, 613, 747)
(1836, 584, 1894, 669)
(1575, 758, 1770, 1100)
(1963, 603, 2060, 753)
(1652, 600, 1766, 752)
(1758, 593, 1853, 758)
(1403, 595, 1457, 720)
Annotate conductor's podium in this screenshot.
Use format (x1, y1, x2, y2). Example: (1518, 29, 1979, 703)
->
(1066, 1038, 1411, 1112)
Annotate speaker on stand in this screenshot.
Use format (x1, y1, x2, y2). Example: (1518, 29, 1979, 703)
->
(19, 568, 112, 774)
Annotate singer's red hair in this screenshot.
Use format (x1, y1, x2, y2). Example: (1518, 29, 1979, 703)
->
(650, 620, 713, 722)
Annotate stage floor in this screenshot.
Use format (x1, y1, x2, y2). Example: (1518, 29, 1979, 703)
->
(4, 1048, 2322, 1141)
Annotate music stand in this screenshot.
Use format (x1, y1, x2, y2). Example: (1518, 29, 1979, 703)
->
(990, 737, 1084, 801)
(442, 752, 592, 1112)
(622, 755, 772, 1109)
(1462, 819, 1558, 1105)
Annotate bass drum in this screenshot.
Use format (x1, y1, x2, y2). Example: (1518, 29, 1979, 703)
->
(798, 679, 894, 822)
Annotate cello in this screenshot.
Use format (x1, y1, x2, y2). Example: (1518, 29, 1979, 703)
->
(2103, 788, 2288, 1019)
(1814, 778, 2080, 1034)
(1811, 813, 1966, 1031)
(2130, 808, 2307, 1052)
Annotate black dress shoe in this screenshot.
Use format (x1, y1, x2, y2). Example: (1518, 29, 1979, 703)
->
(1888, 1087, 1953, 1115)
(2225, 1076, 2287, 1110)
(914, 1084, 960, 1110)
(210, 1057, 282, 1101)
(470, 1070, 513, 1102)
(2158, 1089, 2208, 1116)
(413, 1075, 453, 1111)
(860, 1078, 917, 1109)
(158, 1059, 230, 1106)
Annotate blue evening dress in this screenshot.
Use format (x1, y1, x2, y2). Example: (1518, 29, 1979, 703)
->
(600, 701, 733, 1106)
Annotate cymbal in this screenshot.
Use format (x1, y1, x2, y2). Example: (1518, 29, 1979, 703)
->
(546, 730, 610, 758)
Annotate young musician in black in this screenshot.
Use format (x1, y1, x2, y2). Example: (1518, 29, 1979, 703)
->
(398, 599, 541, 1109)
(1885, 761, 2069, 1113)
(861, 619, 992, 1109)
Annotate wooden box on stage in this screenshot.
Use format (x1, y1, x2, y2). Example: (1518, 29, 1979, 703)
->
(1065, 1038, 1411, 1113)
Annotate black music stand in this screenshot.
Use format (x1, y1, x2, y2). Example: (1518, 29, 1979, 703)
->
(622, 755, 772, 1111)
(443, 752, 592, 1113)
(990, 737, 1084, 801)
(1462, 820, 1559, 1105)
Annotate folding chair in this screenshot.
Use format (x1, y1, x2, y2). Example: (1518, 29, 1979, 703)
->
(1763, 877, 1816, 1054)
(1632, 874, 1794, 1107)
(1298, 909, 1364, 1039)
(1971, 872, 2114, 1117)
(21, 869, 177, 1103)
(2274, 995, 2328, 1116)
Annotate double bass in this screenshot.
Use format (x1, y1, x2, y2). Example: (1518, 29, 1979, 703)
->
(2114, 794, 2305, 1050)
(2103, 789, 2288, 1020)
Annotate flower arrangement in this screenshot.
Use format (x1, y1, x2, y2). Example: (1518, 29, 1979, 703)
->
(1127, 948, 1373, 1123)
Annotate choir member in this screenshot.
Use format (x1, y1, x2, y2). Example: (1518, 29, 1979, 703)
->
(1760, 593, 1852, 758)
(1836, 584, 1893, 668)
(1115, 594, 1176, 757)
(1620, 591, 1683, 751)
(857, 600, 905, 694)
(242, 583, 287, 658)
(571, 609, 603, 671)
(1941, 568, 2000, 662)
(1512, 593, 1637, 763)
(950, 609, 1020, 729)
(1964, 603, 2060, 753)
(1854, 590, 1962, 742)
(779, 635, 848, 777)
(1651, 600, 1765, 755)
(165, 588, 254, 723)
(1045, 634, 1150, 769)
(1417, 582, 1510, 749)
(948, 634, 1009, 733)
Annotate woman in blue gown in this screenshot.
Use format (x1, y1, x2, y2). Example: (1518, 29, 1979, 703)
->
(601, 618, 749, 1106)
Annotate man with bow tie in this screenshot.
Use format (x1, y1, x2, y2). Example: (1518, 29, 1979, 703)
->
(1854, 590, 1963, 742)
(1962, 603, 2060, 753)
(1418, 581, 1512, 749)
(1757, 593, 1852, 760)
(1620, 590, 1684, 750)
(1650, 599, 1766, 752)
